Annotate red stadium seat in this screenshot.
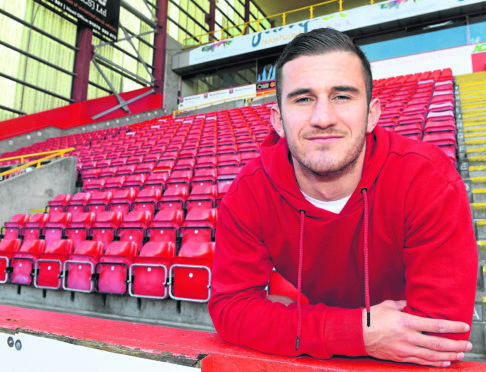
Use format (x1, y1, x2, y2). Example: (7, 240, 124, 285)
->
(10, 239, 46, 285)
(47, 194, 73, 213)
(43, 212, 72, 243)
(97, 241, 138, 294)
(117, 210, 152, 250)
(65, 211, 96, 248)
(63, 240, 104, 293)
(90, 211, 123, 246)
(2, 214, 30, 239)
(129, 241, 176, 299)
(0, 239, 21, 283)
(34, 239, 74, 289)
(22, 213, 49, 240)
(170, 239, 215, 302)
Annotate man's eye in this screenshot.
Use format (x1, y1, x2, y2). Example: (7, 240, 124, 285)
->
(295, 97, 310, 103)
(334, 95, 351, 102)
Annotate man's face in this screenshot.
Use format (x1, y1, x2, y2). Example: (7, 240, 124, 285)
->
(271, 51, 380, 179)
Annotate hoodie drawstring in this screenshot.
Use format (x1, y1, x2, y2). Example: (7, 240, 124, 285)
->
(361, 188, 371, 327)
(295, 210, 305, 350)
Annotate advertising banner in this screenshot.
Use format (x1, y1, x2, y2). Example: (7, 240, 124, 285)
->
(36, 0, 120, 41)
(178, 85, 256, 111)
(187, 0, 485, 66)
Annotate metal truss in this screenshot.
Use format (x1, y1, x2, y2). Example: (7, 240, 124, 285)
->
(91, 25, 157, 120)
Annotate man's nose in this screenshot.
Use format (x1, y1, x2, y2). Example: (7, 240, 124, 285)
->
(310, 99, 337, 128)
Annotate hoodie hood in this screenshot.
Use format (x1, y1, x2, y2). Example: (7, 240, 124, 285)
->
(259, 126, 392, 217)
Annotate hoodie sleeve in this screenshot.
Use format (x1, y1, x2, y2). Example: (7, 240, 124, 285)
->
(401, 155, 477, 341)
(209, 191, 366, 358)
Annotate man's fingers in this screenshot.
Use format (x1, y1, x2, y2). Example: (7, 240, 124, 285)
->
(409, 315, 470, 334)
(400, 356, 452, 368)
(398, 345, 465, 366)
(416, 333, 473, 353)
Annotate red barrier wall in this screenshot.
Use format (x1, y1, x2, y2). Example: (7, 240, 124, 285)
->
(0, 304, 484, 371)
(0, 88, 163, 142)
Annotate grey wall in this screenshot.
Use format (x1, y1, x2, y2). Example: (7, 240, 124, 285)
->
(164, 35, 183, 114)
(0, 156, 77, 226)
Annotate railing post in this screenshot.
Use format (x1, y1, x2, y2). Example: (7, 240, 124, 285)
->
(282, 13, 286, 26)
(310, 6, 314, 19)
(257, 19, 260, 32)
(339, 0, 343, 12)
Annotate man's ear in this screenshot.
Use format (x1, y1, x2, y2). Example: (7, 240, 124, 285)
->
(366, 97, 381, 134)
(271, 104, 285, 138)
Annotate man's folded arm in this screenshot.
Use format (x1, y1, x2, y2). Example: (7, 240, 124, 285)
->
(401, 169, 478, 341)
(208, 201, 366, 358)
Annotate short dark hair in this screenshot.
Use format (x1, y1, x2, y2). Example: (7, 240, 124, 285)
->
(275, 28, 373, 108)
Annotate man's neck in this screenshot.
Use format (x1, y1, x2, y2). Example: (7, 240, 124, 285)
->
(294, 146, 366, 202)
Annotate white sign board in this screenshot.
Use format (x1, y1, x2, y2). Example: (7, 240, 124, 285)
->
(188, 0, 484, 66)
(179, 84, 256, 111)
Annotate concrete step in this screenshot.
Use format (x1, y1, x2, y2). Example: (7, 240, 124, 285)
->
(473, 205, 486, 219)
(466, 134, 486, 141)
(461, 101, 486, 108)
(467, 148, 486, 155)
(464, 119, 486, 127)
(469, 156, 486, 163)
(460, 94, 486, 102)
(473, 189, 486, 202)
(476, 220, 486, 239)
(464, 127, 486, 134)
(471, 177, 486, 189)
(466, 139, 486, 148)
(469, 166, 486, 177)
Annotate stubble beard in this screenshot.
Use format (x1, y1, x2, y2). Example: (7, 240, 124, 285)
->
(284, 124, 368, 179)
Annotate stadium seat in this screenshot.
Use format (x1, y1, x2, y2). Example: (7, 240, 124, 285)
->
(65, 211, 96, 248)
(34, 239, 74, 289)
(90, 211, 123, 246)
(85, 190, 112, 213)
(1, 214, 30, 239)
(169, 238, 215, 302)
(96, 241, 138, 294)
(152, 201, 184, 228)
(132, 187, 162, 214)
(0, 239, 21, 283)
(63, 240, 104, 293)
(117, 210, 152, 250)
(108, 187, 138, 215)
(47, 194, 73, 213)
(22, 213, 49, 240)
(129, 241, 176, 299)
(43, 212, 72, 243)
(66, 192, 92, 213)
(10, 239, 46, 285)
(159, 182, 189, 204)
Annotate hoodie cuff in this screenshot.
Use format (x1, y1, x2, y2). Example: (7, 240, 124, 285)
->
(324, 307, 366, 357)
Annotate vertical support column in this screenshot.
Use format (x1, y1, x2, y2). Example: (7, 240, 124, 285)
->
(153, 0, 169, 95)
(244, 0, 250, 23)
(71, 25, 93, 103)
(206, 0, 216, 40)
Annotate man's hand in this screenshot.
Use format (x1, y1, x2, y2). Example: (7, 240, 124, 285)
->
(266, 294, 295, 307)
(363, 300, 472, 367)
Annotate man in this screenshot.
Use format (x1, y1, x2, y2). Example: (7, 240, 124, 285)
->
(208, 28, 477, 367)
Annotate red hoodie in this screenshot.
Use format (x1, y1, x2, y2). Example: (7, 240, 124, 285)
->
(209, 125, 477, 359)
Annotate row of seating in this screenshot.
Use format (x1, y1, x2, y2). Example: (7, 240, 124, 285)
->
(0, 238, 212, 302)
(2, 208, 217, 248)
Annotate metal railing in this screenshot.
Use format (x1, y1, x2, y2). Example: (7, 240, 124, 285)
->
(182, 0, 384, 49)
(0, 147, 75, 180)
